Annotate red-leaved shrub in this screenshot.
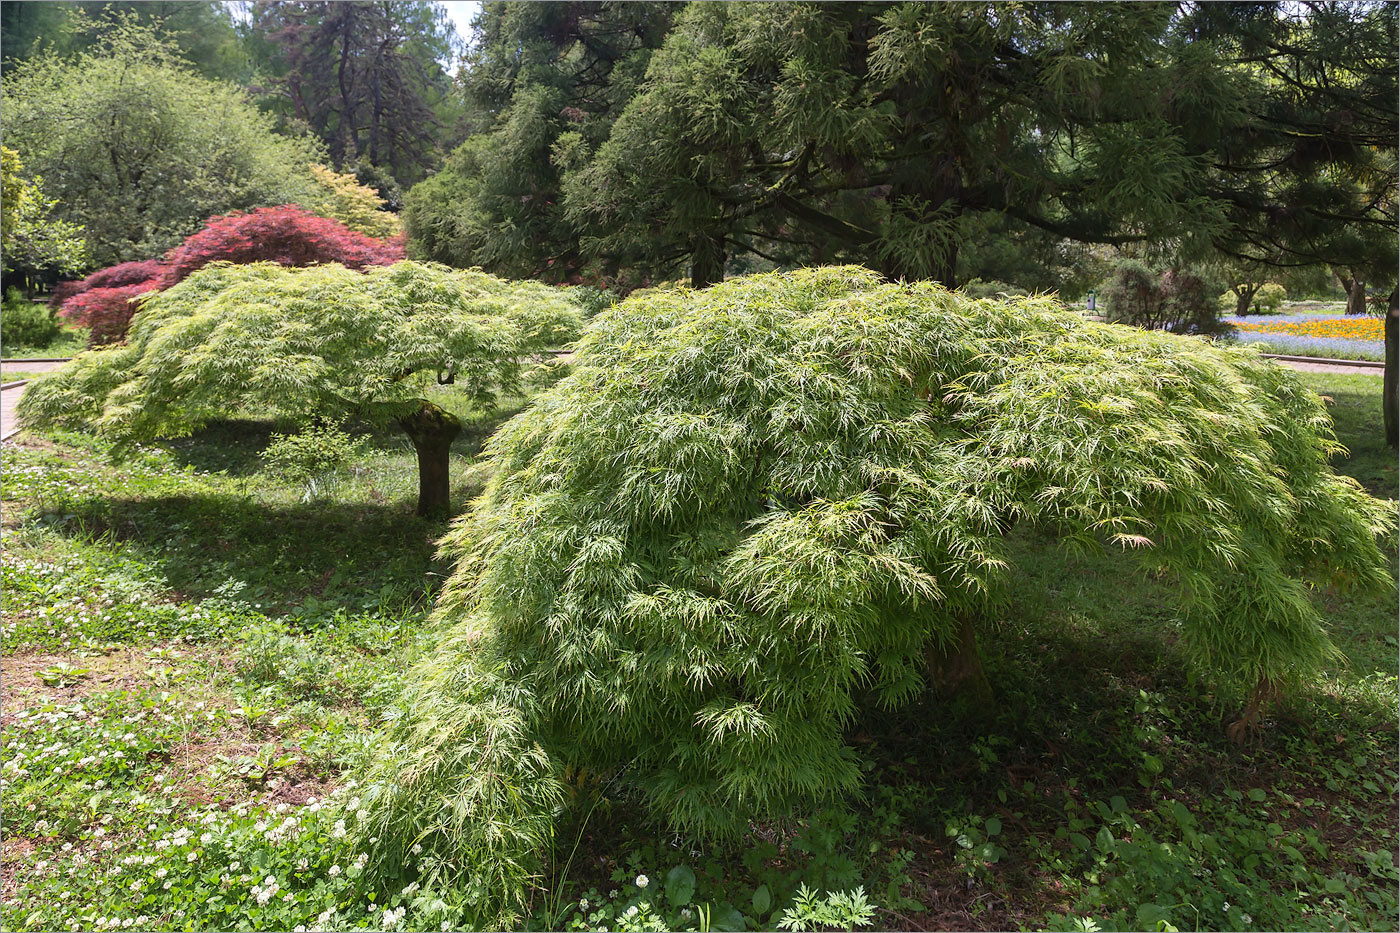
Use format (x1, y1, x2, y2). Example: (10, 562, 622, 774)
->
(53, 205, 404, 346)
(60, 281, 162, 346)
(50, 260, 168, 310)
(159, 205, 404, 286)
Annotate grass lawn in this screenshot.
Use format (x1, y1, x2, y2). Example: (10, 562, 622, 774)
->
(1, 367, 1395, 932)
(1, 311, 89, 361)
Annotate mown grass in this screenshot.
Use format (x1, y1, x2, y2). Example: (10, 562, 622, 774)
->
(1, 367, 1395, 932)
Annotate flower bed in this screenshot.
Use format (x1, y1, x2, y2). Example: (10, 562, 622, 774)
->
(1226, 313, 1384, 361)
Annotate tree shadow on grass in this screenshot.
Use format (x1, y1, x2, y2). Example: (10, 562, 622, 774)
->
(43, 490, 450, 618)
(161, 410, 516, 478)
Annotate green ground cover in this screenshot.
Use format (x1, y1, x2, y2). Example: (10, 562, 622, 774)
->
(1, 367, 1395, 932)
(1, 308, 88, 360)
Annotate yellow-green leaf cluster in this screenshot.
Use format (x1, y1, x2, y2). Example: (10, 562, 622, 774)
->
(409, 265, 1392, 844)
(17, 261, 581, 444)
(307, 163, 402, 239)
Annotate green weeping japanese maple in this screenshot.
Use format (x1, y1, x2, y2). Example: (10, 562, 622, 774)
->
(359, 267, 1394, 896)
(16, 260, 582, 517)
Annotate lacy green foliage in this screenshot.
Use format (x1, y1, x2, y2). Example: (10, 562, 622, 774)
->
(400, 266, 1391, 843)
(357, 639, 564, 930)
(17, 261, 581, 444)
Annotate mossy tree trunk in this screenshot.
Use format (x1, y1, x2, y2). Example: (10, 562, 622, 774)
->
(398, 401, 462, 519)
(925, 613, 994, 709)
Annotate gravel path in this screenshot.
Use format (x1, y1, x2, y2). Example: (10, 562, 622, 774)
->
(1268, 358, 1383, 376)
(1, 360, 73, 441)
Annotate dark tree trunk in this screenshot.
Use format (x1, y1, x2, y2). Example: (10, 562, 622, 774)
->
(925, 614, 993, 709)
(1234, 284, 1259, 316)
(1385, 288, 1397, 449)
(691, 233, 726, 289)
(397, 401, 462, 519)
(1346, 278, 1368, 317)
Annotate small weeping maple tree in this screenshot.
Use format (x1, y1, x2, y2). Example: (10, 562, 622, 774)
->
(54, 205, 405, 346)
(357, 267, 1393, 917)
(19, 260, 581, 518)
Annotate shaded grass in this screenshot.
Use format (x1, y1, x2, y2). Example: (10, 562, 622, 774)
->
(1, 318, 88, 360)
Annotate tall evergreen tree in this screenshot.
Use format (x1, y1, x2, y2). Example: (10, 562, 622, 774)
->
(403, 1, 676, 282)
(249, 0, 463, 187)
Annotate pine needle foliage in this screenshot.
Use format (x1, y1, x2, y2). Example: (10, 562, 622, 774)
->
(390, 266, 1393, 848)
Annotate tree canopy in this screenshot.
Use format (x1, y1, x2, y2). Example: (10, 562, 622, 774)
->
(0, 145, 87, 287)
(246, 0, 464, 188)
(408, 2, 1396, 298)
(19, 260, 583, 516)
(0, 18, 324, 268)
(360, 267, 1394, 903)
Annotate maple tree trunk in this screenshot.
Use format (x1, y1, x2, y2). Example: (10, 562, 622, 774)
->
(1346, 278, 1368, 317)
(398, 401, 462, 519)
(1234, 285, 1258, 316)
(925, 614, 993, 708)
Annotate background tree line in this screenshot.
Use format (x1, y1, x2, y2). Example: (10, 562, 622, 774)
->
(408, 2, 1394, 302)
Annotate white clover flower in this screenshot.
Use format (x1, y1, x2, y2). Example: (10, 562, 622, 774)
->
(635, 874, 649, 889)
(328, 865, 341, 877)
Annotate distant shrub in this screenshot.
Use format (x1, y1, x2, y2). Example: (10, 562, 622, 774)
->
(961, 278, 1030, 300)
(2, 287, 61, 348)
(1254, 282, 1287, 312)
(307, 163, 402, 239)
(1103, 260, 1230, 336)
(59, 281, 162, 346)
(160, 205, 404, 287)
